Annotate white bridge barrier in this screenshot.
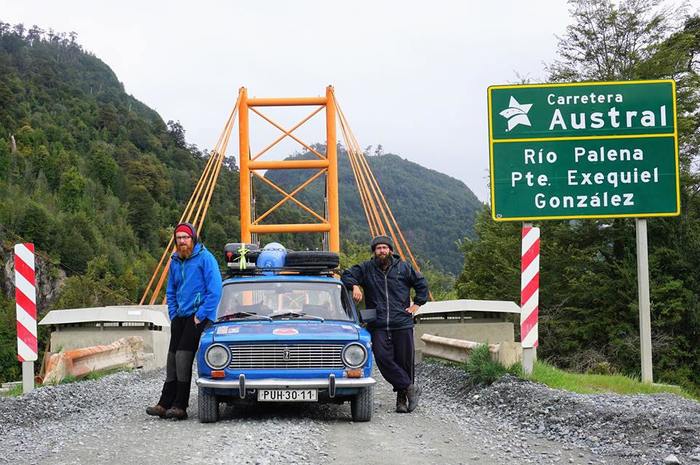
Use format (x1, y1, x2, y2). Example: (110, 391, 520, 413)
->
(420, 333, 522, 367)
(41, 336, 145, 385)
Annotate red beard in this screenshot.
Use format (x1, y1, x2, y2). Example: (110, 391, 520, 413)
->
(178, 243, 194, 259)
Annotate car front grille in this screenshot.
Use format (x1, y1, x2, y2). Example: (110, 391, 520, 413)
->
(228, 344, 345, 369)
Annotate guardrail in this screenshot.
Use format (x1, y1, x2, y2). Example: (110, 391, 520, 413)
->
(40, 336, 145, 384)
(420, 333, 522, 367)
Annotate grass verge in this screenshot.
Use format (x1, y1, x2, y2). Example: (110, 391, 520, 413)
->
(2, 384, 23, 397)
(427, 345, 699, 401)
(527, 361, 699, 401)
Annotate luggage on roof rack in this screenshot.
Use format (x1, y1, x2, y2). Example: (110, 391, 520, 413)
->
(225, 265, 337, 277)
(223, 243, 340, 276)
(223, 243, 259, 266)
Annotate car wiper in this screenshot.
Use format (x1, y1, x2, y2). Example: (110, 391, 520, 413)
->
(219, 312, 272, 322)
(270, 311, 324, 322)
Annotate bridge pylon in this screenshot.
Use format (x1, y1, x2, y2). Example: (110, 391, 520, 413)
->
(238, 86, 339, 252)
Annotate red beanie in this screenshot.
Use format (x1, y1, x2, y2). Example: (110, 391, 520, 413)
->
(175, 224, 194, 237)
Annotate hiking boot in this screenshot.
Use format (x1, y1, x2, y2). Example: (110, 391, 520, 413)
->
(396, 390, 408, 413)
(165, 407, 188, 420)
(145, 404, 167, 418)
(406, 384, 421, 412)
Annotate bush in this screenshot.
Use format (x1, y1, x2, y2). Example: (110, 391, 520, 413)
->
(463, 344, 510, 386)
(586, 361, 616, 376)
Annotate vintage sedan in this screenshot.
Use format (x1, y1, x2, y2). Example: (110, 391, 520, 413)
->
(195, 243, 375, 423)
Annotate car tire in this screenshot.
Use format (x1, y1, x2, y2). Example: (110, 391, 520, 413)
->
(350, 385, 373, 422)
(285, 251, 339, 268)
(198, 386, 219, 423)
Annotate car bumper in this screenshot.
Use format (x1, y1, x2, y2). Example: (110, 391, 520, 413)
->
(197, 374, 375, 399)
(196, 376, 376, 389)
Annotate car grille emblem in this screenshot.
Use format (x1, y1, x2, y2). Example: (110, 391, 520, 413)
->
(282, 347, 291, 361)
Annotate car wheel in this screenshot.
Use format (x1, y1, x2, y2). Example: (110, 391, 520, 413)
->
(198, 386, 219, 423)
(285, 251, 339, 268)
(350, 385, 373, 422)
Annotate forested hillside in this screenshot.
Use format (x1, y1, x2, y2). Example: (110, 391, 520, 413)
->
(0, 22, 245, 271)
(457, 2, 700, 394)
(266, 149, 482, 274)
(0, 23, 246, 381)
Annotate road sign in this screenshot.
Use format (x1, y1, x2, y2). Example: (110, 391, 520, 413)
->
(487, 80, 680, 221)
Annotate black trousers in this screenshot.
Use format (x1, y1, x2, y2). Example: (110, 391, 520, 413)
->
(370, 328, 414, 392)
(157, 316, 205, 410)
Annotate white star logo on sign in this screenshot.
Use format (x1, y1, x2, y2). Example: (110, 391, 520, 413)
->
(499, 97, 533, 131)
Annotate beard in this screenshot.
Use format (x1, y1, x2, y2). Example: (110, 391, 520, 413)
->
(374, 253, 391, 269)
(178, 242, 194, 259)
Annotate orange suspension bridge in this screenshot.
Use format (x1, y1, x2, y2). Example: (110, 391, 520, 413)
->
(140, 86, 428, 305)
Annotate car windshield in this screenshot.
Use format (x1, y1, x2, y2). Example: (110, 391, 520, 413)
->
(217, 281, 351, 322)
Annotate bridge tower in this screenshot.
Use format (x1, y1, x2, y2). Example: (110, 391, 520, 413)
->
(238, 86, 339, 252)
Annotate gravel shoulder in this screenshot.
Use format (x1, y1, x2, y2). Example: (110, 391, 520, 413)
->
(419, 363, 700, 465)
(1, 363, 698, 465)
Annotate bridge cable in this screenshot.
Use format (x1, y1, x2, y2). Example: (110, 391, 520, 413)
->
(334, 97, 432, 300)
(336, 105, 386, 236)
(140, 95, 239, 304)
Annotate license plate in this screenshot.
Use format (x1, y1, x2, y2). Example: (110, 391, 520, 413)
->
(257, 389, 318, 402)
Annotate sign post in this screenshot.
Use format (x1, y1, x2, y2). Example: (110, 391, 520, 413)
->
(14, 243, 38, 394)
(488, 80, 679, 382)
(636, 219, 653, 382)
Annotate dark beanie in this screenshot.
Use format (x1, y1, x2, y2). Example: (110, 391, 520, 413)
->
(371, 235, 394, 252)
(174, 222, 198, 243)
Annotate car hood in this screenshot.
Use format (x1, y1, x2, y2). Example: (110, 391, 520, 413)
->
(209, 320, 361, 343)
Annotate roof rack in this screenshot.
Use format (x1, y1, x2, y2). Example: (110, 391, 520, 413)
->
(225, 264, 338, 277)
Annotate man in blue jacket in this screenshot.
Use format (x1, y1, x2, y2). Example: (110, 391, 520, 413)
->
(147, 222, 222, 420)
(341, 235, 429, 413)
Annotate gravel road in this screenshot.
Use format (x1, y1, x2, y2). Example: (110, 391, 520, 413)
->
(1, 362, 698, 465)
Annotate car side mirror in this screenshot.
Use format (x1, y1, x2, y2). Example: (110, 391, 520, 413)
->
(359, 308, 376, 324)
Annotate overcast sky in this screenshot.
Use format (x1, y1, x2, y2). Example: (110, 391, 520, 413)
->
(3, 0, 679, 202)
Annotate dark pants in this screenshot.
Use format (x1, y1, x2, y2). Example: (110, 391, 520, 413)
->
(157, 316, 204, 410)
(371, 328, 414, 392)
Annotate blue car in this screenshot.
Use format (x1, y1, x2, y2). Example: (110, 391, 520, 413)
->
(195, 243, 376, 423)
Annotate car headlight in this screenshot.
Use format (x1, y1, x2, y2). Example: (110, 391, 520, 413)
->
(205, 344, 230, 369)
(342, 343, 367, 368)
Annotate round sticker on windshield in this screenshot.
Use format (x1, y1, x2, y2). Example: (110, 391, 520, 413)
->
(273, 328, 299, 336)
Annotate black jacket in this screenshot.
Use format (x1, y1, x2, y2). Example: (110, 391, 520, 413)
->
(341, 255, 429, 330)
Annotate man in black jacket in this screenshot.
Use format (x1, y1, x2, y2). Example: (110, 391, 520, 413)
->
(341, 235, 429, 413)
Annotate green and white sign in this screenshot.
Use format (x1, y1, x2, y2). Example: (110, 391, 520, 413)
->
(487, 80, 680, 221)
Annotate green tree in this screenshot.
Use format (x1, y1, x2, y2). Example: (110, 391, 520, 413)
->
(16, 201, 57, 250)
(127, 185, 159, 247)
(88, 141, 119, 191)
(203, 222, 227, 266)
(58, 167, 86, 212)
(547, 0, 682, 82)
(54, 255, 131, 309)
(457, 1, 700, 391)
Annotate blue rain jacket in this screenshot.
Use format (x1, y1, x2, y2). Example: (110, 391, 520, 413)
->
(166, 243, 222, 322)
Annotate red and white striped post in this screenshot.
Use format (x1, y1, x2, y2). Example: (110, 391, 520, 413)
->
(520, 225, 540, 375)
(15, 243, 38, 393)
